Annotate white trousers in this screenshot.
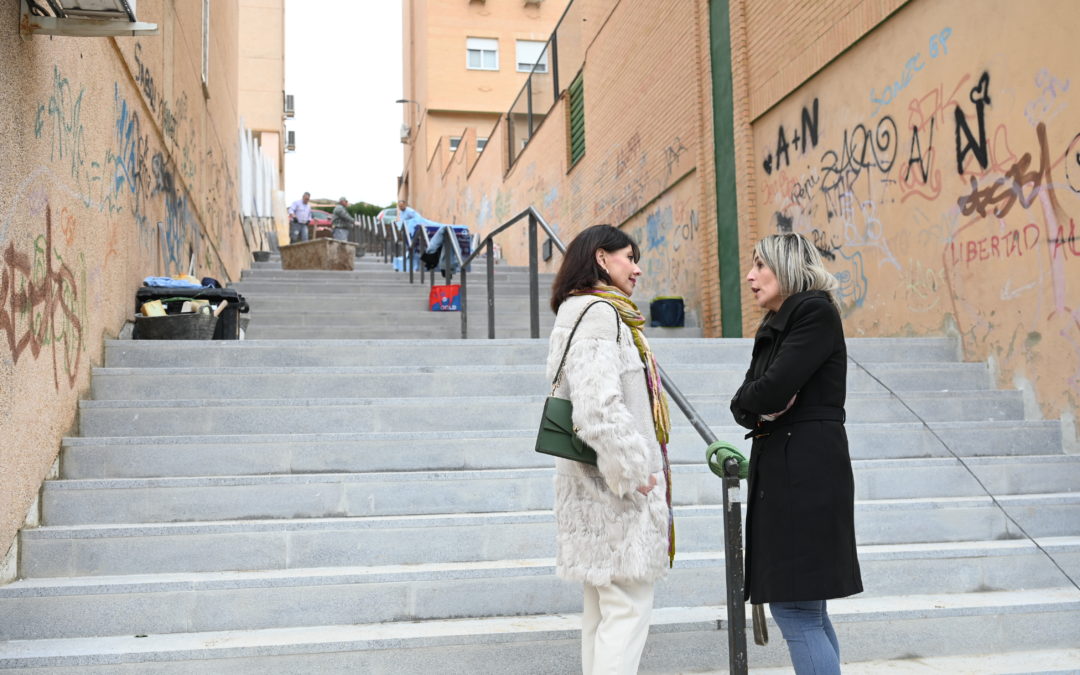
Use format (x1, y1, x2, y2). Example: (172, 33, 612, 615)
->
(581, 580, 655, 675)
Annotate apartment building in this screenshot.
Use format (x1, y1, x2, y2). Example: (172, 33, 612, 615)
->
(399, 0, 571, 199)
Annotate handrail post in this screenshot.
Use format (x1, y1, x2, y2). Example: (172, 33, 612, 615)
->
(723, 457, 748, 675)
(550, 34, 559, 105)
(527, 211, 539, 339)
(442, 225, 453, 285)
(408, 224, 415, 284)
(526, 77, 534, 137)
(460, 253, 468, 339)
(486, 238, 495, 339)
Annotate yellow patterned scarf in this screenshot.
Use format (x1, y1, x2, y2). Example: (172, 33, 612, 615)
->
(570, 286, 674, 565)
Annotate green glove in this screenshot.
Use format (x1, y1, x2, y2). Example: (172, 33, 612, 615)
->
(706, 440, 748, 480)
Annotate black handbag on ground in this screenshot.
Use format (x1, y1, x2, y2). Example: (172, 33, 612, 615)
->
(420, 250, 440, 270)
(535, 300, 621, 465)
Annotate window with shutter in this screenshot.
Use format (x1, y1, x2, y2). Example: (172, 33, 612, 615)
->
(568, 73, 585, 165)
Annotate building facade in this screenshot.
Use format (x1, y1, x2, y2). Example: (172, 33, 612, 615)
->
(399, 0, 571, 199)
(238, 0, 288, 245)
(402, 0, 1079, 445)
(0, 0, 284, 574)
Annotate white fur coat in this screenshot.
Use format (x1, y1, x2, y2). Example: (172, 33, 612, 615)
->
(545, 295, 671, 586)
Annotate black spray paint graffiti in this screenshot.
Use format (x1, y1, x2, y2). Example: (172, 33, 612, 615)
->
(1066, 133, 1080, 194)
(0, 205, 86, 390)
(905, 117, 935, 184)
(954, 72, 991, 175)
(133, 43, 159, 113)
(957, 121, 1060, 219)
(818, 116, 898, 217)
(664, 137, 689, 180)
(763, 99, 820, 175)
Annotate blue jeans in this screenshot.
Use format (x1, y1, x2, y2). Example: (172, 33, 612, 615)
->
(769, 600, 840, 675)
(289, 219, 310, 243)
(332, 228, 350, 241)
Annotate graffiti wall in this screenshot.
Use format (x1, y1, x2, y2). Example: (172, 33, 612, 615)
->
(752, 0, 1080, 425)
(0, 0, 252, 563)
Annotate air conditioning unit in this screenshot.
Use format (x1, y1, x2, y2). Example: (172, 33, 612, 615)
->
(285, 130, 296, 152)
(400, 123, 411, 143)
(20, 0, 158, 36)
(284, 94, 295, 118)
(524, 0, 543, 5)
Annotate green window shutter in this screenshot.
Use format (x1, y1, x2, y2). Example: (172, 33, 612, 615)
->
(568, 73, 585, 164)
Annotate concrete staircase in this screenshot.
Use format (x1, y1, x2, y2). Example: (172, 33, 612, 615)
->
(1, 256, 1078, 673)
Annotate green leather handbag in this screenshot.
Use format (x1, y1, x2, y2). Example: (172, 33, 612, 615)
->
(535, 300, 621, 466)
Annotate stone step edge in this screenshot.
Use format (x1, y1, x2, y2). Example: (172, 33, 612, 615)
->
(89, 361, 982, 376)
(21, 496, 1080, 540)
(102, 337, 954, 347)
(6, 538, 1080, 596)
(688, 649, 1080, 675)
(76, 389, 1020, 409)
(2, 589, 1078, 668)
(39, 456, 1080, 490)
(60, 419, 1061, 446)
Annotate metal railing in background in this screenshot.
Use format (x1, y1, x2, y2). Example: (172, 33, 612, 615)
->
(354, 216, 441, 285)
(503, 0, 609, 167)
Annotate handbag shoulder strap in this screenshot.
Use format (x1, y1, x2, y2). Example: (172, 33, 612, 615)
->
(551, 300, 621, 394)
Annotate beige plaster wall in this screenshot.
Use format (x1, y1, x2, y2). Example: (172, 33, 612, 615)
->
(748, 0, 1080, 430)
(239, 0, 285, 184)
(0, 0, 253, 562)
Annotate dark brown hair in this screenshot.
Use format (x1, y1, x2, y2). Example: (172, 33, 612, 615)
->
(550, 224, 641, 312)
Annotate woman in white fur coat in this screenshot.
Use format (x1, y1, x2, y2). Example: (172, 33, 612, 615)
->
(545, 224, 674, 675)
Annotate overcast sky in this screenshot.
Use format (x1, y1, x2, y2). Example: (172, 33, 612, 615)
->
(284, 0, 402, 206)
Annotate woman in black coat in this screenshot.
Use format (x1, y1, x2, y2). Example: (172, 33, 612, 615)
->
(730, 232, 862, 675)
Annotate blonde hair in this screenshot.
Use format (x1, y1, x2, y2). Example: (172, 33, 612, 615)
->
(753, 232, 840, 323)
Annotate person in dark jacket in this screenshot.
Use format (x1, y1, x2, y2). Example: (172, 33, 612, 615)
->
(730, 232, 862, 675)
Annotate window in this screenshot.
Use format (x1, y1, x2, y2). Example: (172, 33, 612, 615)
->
(516, 40, 548, 73)
(449, 137, 461, 152)
(477, 137, 488, 152)
(568, 73, 585, 164)
(466, 38, 498, 71)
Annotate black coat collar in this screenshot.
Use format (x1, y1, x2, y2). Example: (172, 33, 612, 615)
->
(763, 290, 831, 333)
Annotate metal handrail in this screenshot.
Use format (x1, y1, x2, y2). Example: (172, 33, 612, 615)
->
(383, 206, 748, 672)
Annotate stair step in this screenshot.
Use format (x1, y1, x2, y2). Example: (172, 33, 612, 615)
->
(38, 458, 1080, 526)
(242, 325, 707, 340)
(243, 311, 557, 328)
(88, 362, 991, 400)
(58, 421, 1065, 478)
(2, 589, 1077, 671)
(102, 338, 961, 368)
(698, 649, 1080, 675)
(76, 391, 1026, 437)
(21, 496, 1080, 574)
(3, 540, 1080, 640)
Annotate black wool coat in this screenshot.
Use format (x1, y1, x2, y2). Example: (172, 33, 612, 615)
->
(730, 290, 863, 604)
